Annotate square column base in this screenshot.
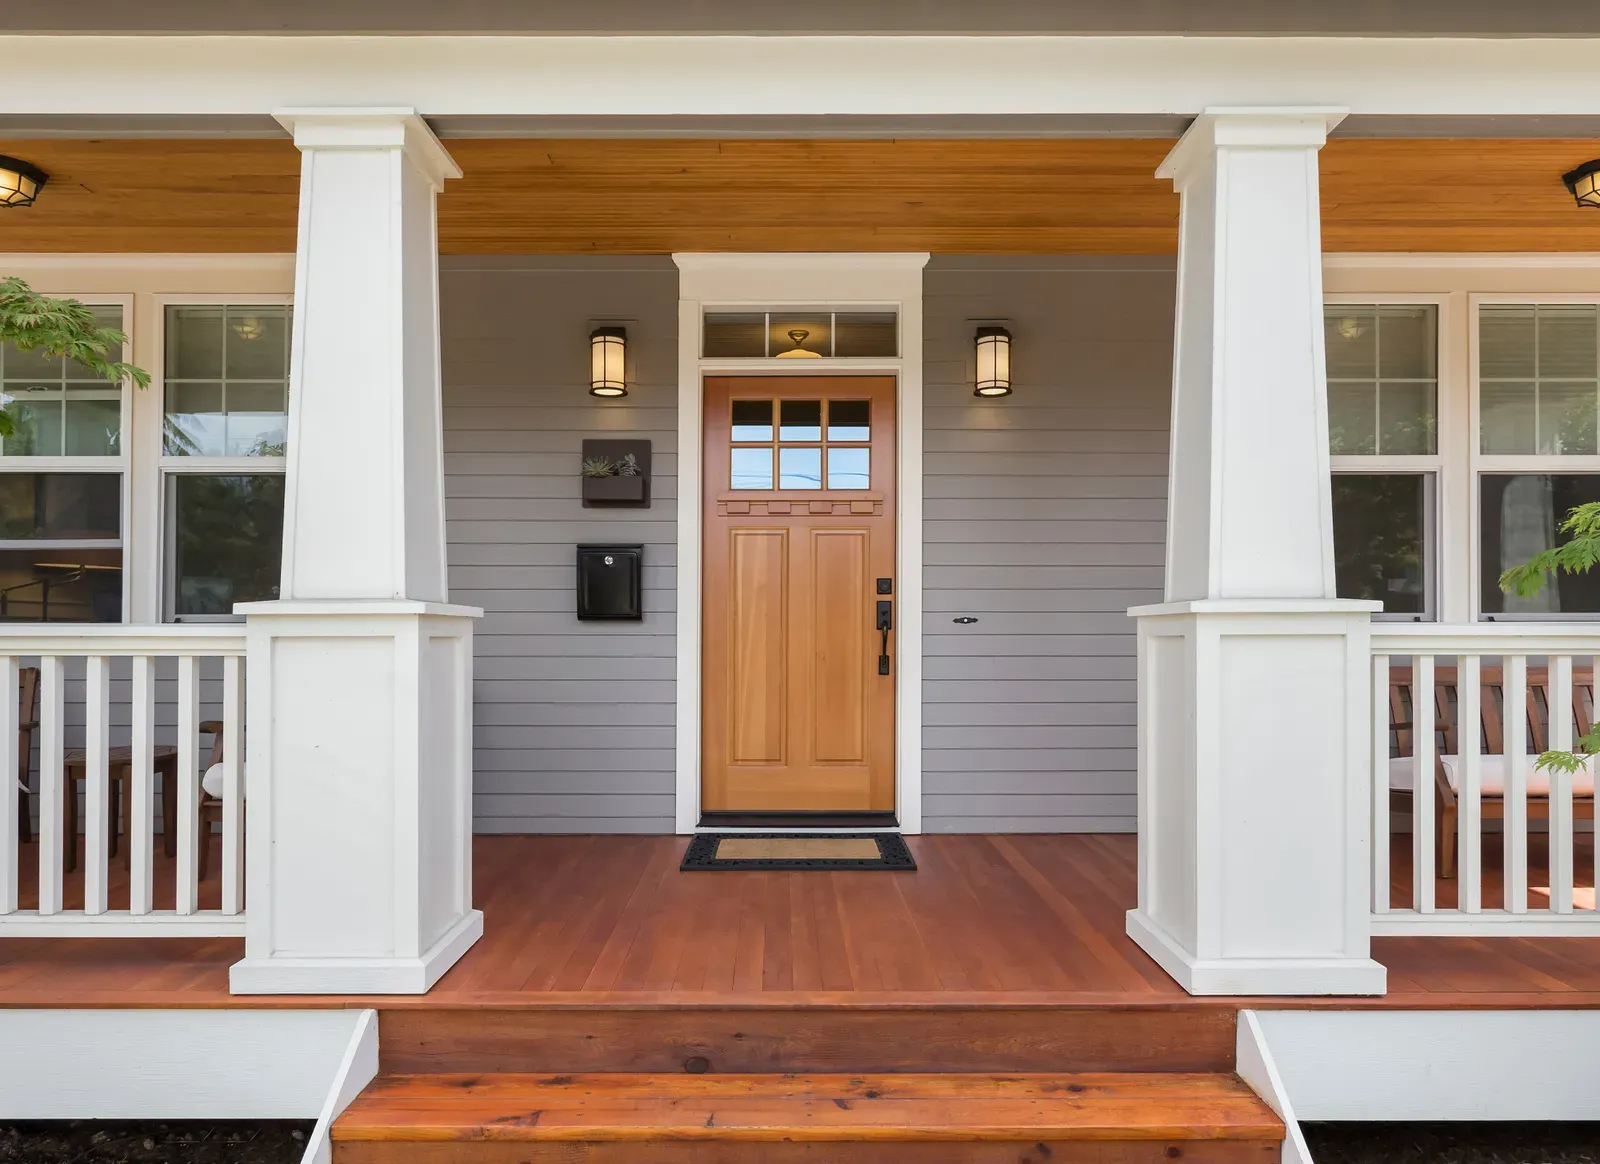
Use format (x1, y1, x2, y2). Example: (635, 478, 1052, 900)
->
(231, 909, 483, 995)
(1127, 908, 1386, 996)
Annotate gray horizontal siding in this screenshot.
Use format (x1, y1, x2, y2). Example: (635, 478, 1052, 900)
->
(442, 255, 678, 834)
(921, 256, 1174, 834)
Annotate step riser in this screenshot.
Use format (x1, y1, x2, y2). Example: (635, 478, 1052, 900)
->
(379, 1008, 1237, 1075)
(335, 1140, 1280, 1164)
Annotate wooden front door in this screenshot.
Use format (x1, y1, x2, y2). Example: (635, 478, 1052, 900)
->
(702, 377, 897, 812)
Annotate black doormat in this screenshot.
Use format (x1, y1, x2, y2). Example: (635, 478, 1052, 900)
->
(681, 833, 916, 871)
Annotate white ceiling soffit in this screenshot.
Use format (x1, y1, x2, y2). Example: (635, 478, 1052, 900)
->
(5, 0, 1600, 35)
(6, 113, 1600, 141)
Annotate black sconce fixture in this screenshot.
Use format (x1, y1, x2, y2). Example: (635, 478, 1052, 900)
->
(1563, 160, 1600, 208)
(0, 155, 48, 208)
(589, 326, 628, 398)
(974, 325, 1013, 398)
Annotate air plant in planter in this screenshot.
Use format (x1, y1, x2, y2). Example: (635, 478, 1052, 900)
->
(616, 453, 641, 477)
(581, 456, 618, 479)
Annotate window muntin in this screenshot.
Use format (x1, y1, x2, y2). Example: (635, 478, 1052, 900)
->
(0, 305, 125, 457)
(1324, 305, 1438, 455)
(164, 305, 291, 457)
(169, 473, 284, 619)
(1479, 303, 1600, 456)
(0, 472, 123, 622)
(1332, 473, 1432, 619)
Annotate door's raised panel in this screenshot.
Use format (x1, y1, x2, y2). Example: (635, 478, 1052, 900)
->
(728, 528, 787, 765)
(811, 529, 869, 764)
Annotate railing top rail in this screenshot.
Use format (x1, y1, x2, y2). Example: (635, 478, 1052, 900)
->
(0, 624, 247, 656)
(1371, 623, 1600, 655)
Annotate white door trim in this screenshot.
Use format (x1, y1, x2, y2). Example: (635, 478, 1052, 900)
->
(673, 253, 928, 834)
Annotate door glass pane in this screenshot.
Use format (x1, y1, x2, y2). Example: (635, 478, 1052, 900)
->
(833, 313, 898, 357)
(730, 399, 773, 442)
(1331, 474, 1429, 617)
(779, 447, 823, 489)
(703, 313, 767, 358)
(827, 446, 870, 490)
(1481, 474, 1600, 616)
(827, 400, 871, 441)
(779, 400, 822, 441)
(730, 447, 773, 490)
(171, 474, 284, 617)
(770, 315, 830, 358)
(1323, 305, 1436, 455)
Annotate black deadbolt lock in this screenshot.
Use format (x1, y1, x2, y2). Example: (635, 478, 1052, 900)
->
(876, 577, 893, 595)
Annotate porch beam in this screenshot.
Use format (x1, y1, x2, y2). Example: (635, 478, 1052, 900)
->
(1126, 107, 1386, 997)
(6, 36, 1600, 119)
(230, 108, 482, 995)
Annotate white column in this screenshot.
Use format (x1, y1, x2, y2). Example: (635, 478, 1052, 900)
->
(229, 108, 482, 995)
(1126, 108, 1387, 996)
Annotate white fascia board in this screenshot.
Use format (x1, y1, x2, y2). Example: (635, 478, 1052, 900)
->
(8, 36, 1600, 118)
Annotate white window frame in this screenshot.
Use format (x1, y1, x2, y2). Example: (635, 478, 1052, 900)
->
(0, 256, 296, 625)
(1325, 291, 1454, 622)
(1469, 291, 1600, 621)
(154, 292, 293, 623)
(0, 292, 135, 624)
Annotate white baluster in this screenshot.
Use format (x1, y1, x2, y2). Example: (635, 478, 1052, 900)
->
(1459, 654, 1482, 914)
(37, 656, 64, 916)
(221, 654, 244, 915)
(176, 655, 198, 915)
(1550, 655, 1575, 914)
(83, 656, 110, 915)
(1505, 654, 1529, 914)
(1413, 654, 1436, 913)
(0, 655, 16, 916)
(130, 656, 154, 916)
(1372, 653, 1390, 914)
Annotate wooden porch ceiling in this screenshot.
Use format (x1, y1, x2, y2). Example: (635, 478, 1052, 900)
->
(3, 137, 1600, 254)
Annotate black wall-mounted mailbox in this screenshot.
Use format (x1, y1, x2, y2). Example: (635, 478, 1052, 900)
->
(576, 544, 643, 621)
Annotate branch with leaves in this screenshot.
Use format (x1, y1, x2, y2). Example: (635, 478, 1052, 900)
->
(1498, 502, 1600, 774)
(0, 276, 149, 439)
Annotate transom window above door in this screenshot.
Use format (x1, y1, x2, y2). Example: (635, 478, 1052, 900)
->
(729, 398, 872, 490)
(703, 310, 898, 359)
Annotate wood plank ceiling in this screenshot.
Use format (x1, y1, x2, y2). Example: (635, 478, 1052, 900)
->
(2, 137, 1599, 254)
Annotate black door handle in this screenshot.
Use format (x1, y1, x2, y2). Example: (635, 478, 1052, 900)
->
(876, 600, 892, 675)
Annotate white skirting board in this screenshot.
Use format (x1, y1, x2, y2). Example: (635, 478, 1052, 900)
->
(1248, 1008, 1600, 1122)
(0, 1008, 372, 1122)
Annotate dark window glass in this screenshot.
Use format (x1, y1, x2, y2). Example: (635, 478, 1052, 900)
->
(779, 400, 822, 442)
(1332, 474, 1429, 617)
(1480, 474, 1600, 617)
(703, 313, 767, 358)
(730, 399, 773, 442)
(0, 473, 122, 622)
(832, 313, 898, 357)
(172, 474, 284, 617)
(0, 473, 120, 540)
(827, 400, 871, 441)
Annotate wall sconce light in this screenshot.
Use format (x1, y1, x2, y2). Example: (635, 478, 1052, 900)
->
(1564, 160, 1600, 208)
(974, 326, 1013, 398)
(0, 155, 48, 208)
(590, 326, 627, 398)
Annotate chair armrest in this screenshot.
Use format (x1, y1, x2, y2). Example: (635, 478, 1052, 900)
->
(198, 720, 223, 734)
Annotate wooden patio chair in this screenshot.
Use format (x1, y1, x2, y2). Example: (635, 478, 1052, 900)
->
(1388, 665, 1597, 877)
(14, 666, 38, 844)
(196, 719, 239, 882)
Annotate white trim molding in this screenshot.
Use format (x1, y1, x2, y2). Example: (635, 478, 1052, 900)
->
(673, 252, 928, 834)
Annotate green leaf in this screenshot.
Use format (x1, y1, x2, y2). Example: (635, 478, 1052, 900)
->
(1499, 501, 1600, 598)
(0, 276, 151, 390)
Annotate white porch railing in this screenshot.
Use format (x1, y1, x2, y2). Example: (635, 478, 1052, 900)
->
(1372, 623, 1600, 935)
(0, 627, 246, 937)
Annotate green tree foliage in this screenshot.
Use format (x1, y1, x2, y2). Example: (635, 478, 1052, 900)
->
(0, 277, 149, 438)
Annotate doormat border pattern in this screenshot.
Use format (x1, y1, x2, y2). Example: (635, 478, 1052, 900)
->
(681, 832, 917, 871)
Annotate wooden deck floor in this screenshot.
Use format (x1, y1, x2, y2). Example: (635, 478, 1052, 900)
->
(4, 833, 1600, 1008)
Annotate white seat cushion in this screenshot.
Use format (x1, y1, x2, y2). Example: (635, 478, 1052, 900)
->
(201, 762, 244, 800)
(1389, 753, 1597, 797)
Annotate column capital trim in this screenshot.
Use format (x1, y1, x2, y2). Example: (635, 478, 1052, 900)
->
(273, 106, 462, 188)
(1157, 105, 1349, 184)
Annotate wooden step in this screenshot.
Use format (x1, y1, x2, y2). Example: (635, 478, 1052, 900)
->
(332, 1071, 1284, 1163)
(377, 1004, 1237, 1074)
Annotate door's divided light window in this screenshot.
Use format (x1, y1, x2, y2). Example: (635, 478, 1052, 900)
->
(164, 305, 291, 457)
(0, 305, 125, 457)
(704, 311, 898, 359)
(729, 399, 872, 491)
